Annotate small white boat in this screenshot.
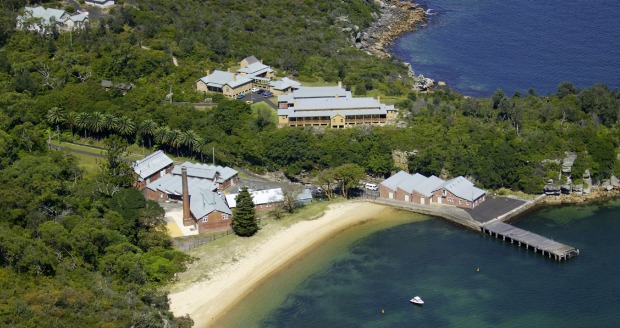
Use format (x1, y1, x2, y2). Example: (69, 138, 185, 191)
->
(410, 296, 424, 305)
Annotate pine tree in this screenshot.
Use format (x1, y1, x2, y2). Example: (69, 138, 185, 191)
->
(232, 187, 258, 237)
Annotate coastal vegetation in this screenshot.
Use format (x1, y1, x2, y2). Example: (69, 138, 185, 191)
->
(0, 0, 619, 326)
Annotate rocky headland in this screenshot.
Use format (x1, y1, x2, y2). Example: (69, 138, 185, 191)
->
(353, 1, 427, 58)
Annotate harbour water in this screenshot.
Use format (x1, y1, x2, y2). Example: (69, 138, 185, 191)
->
(224, 198, 620, 327)
(391, 1, 620, 97)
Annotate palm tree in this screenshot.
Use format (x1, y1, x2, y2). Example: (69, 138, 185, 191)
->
(139, 119, 158, 149)
(154, 126, 170, 148)
(88, 112, 105, 139)
(46, 107, 65, 143)
(167, 129, 183, 156)
(115, 116, 136, 137)
(194, 136, 207, 162)
(76, 112, 91, 139)
(101, 114, 118, 135)
(181, 130, 200, 155)
(65, 111, 78, 138)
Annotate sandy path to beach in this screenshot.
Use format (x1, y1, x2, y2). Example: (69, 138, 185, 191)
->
(168, 201, 390, 327)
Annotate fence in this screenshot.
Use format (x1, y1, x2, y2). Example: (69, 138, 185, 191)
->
(172, 229, 233, 252)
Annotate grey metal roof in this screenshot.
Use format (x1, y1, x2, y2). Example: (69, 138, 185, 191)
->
(381, 171, 412, 191)
(397, 173, 428, 193)
(237, 62, 273, 76)
(296, 188, 313, 201)
(292, 97, 384, 111)
(287, 108, 387, 118)
(242, 55, 259, 65)
(146, 173, 217, 195)
(199, 70, 252, 89)
(23, 6, 67, 25)
(438, 177, 486, 202)
(191, 189, 232, 218)
(292, 86, 349, 99)
(133, 150, 173, 180)
(172, 162, 217, 180)
(170, 162, 237, 183)
(413, 175, 445, 197)
(270, 77, 301, 91)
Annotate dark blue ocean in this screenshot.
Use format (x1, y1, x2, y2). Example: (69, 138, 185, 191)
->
(391, 1, 620, 97)
(220, 198, 620, 327)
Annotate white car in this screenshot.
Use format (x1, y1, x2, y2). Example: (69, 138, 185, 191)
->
(365, 183, 378, 191)
(251, 87, 259, 92)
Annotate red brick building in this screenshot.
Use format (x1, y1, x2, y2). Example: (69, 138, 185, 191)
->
(183, 189, 232, 234)
(132, 150, 174, 189)
(380, 171, 486, 209)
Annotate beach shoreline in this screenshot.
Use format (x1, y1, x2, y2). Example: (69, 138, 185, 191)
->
(168, 201, 397, 327)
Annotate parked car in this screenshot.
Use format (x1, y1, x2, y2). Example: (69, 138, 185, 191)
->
(245, 100, 253, 104)
(364, 183, 378, 191)
(236, 93, 245, 99)
(256, 89, 265, 94)
(251, 87, 259, 93)
(263, 91, 273, 98)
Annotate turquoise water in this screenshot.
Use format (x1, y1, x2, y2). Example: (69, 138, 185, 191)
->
(257, 199, 620, 327)
(391, 1, 620, 97)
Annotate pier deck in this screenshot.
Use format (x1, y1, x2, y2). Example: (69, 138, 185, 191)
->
(481, 221, 579, 261)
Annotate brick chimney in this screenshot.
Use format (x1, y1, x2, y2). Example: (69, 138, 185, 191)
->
(338, 80, 342, 88)
(181, 166, 191, 224)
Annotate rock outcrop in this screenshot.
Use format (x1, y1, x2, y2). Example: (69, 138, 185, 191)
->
(355, 1, 427, 59)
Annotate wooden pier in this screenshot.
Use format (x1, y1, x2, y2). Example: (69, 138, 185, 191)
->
(481, 222, 579, 261)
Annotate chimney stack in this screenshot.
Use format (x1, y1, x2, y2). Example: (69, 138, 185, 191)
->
(338, 81, 342, 88)
(181, 166, 191, 223)
(227, 67, 231, 73)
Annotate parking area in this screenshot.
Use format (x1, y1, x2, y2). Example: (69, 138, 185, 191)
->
(464, 196, 527, 223)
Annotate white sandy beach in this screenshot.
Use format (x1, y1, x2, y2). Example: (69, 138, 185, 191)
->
(168, 201, 392, 327)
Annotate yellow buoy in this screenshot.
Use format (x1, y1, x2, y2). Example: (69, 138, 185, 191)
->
(381, 309, 385, 315)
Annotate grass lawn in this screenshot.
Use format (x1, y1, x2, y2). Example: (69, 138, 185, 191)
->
(70, 151, 101, 178)
(251, 102, 278, 124)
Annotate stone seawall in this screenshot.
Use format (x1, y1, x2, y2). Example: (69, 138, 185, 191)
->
(372, 198, 481, 230)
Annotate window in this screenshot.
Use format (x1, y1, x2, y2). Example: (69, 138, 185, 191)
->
(202, 217, 208, 223)
(222, 214, 229, 220)
(459, 200, 462, 205)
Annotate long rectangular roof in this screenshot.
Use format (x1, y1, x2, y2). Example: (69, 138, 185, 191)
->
(146, 173, 217, 196)
(225, 188, 284, 207)
(292, 86, 349, 99)
(199, 70, 252, 89)
(133, 150, 173, 180)
(292, 97, 384, 111)
(284, 108, 387, 119)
